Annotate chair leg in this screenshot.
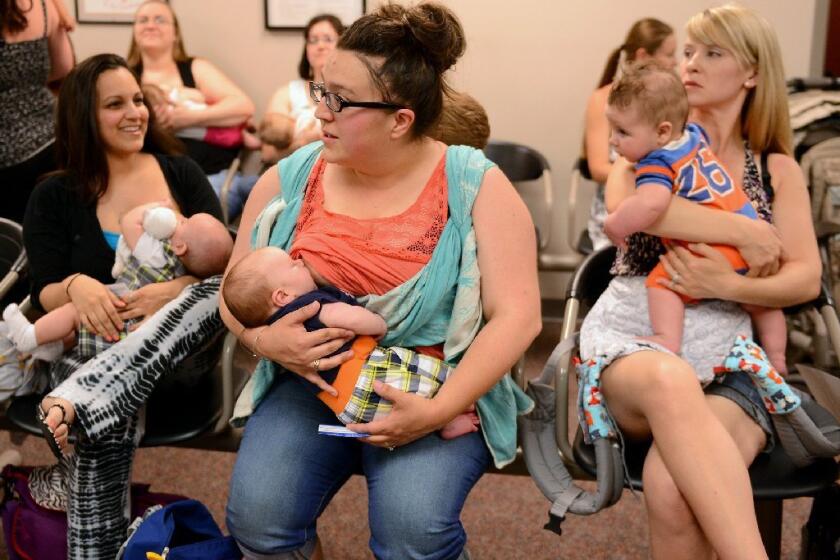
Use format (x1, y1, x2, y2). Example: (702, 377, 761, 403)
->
(754, 498, 782, 560)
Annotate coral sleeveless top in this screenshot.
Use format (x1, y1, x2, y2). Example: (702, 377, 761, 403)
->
(290, 155, 448, 297)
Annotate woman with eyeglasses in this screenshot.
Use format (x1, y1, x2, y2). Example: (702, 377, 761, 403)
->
(259, 14, 345, 165)
(127, 0, 256, 204)
(221, 3, 540, 559)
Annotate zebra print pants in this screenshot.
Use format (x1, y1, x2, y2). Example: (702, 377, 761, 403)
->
(44, 276, 224, 559)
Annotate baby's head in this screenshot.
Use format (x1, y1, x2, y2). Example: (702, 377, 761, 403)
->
(606, 61, 688, 163)
(169, 213, 233, 278)
(141, 83, 168, 108)
(259, 113, 297, 151)
(223, 247, 317, 328)
(431, 90, 491, 149)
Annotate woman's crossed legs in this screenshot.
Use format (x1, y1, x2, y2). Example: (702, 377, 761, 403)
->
(601, 350, 768, 560)
(227, 374, 490, 560)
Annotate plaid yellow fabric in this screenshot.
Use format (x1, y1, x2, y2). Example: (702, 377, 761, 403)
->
(77, 242, 186, 359)
(337, 347, 453, 424)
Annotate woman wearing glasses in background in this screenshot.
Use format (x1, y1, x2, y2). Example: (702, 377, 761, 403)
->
(221, 3, 540, 559)
(259, 14, 344, 165)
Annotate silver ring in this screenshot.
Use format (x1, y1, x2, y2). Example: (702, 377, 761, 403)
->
(311, 358, 320, 372)
(672, 273, 681, 284)
(387, 446, 395, 452)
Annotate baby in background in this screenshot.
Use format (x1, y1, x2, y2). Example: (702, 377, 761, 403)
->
(432, 90, 491, 149)
(3, 203, 233, 361)
(602, 61, 788, 372)
(142, 83, 260, 150)
(258, 113, 297, 152)
(223, 247, 479, 439)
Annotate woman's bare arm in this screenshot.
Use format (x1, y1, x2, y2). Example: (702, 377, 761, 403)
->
(584, 86, 613, 184)
(605, 157, 784, 271)
(46, 0, 73, 82)
(219, 166, 353, 391)
(661, 154, 820, 308)
(169, 58, 254, 128)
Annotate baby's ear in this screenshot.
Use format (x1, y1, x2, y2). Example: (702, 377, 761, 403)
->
(171, 240, 188, 256)
(657, 121, 674, 141)
(271, 287, 294, 307)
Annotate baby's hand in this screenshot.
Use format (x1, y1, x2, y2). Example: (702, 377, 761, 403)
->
(143, 206, 178, 239)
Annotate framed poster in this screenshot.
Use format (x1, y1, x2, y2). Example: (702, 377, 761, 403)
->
(265, 0, 365, 30)
(75, 0, 147, 24)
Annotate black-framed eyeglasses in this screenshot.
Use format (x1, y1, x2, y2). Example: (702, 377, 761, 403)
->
(309, 81, 405, 113)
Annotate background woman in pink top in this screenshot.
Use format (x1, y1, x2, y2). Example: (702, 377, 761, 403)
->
(220, 3, 541, 559)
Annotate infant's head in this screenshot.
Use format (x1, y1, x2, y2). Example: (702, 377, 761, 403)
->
(259, 113, 297, 151)
(605, 61, 688, 163)
(141, 83, 168, 108)
(170, 213, 233, 278)
(431, 90, 490, 149)
(223, 247, 317, 328)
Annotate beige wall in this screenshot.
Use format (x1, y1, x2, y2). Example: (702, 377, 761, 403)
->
(64, 0, 820, 298)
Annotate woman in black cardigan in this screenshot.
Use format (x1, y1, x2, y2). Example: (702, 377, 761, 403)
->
(22, 53, 225, 559)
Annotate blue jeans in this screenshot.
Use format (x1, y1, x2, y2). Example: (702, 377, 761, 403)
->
(226, 374, 490, 559)
(206, 170, 259, 222)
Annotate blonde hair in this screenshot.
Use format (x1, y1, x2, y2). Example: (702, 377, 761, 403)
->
(686, 4, 792, 155)
(126, 0, 189, 69)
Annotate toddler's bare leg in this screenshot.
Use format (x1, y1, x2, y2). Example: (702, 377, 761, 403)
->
(743, 304, 787, 374)
(34, 302, 81, 345)
(641, 287, 685, 354)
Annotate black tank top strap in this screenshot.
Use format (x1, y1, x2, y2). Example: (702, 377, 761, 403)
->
(40, 0, 48, 38)
(760, 151, 775, 204)
(176, 58, 196, 88)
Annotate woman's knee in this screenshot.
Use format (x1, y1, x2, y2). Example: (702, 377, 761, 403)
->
(369, 504, 466, 560)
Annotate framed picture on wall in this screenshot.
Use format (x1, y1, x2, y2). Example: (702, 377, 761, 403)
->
(75, 0, 147, 24)
(264, 0, 366, 30)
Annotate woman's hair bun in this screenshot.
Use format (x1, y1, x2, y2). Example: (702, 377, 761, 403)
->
(381, 2, 466, 74)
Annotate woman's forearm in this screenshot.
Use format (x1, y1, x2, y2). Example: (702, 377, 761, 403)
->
(725, 261, 820, 308)
(646, 196, 756, 245)
(183, 97, 254, 128)
(431, 308, 541, 424)
(39, 279, 73, 312)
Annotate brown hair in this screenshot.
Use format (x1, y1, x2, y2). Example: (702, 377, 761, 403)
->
(431, 90, 490, 149)
(1, 0, 27, 33)
(298, 14, 345, 80)
(608, 60, 688, 131)
(337, 2, 466, 138)
(223, 251, 276, 328)
(259, 113, 296, 150)
(597, 18, 673, 88)
(126, 0, 189, 69)
(53, 54, 183, 204)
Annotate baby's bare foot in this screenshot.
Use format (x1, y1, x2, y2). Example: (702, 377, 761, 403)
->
(440, 411, 480, 440)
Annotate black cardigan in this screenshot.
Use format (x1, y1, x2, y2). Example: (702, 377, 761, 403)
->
(23, 153, 223, 310)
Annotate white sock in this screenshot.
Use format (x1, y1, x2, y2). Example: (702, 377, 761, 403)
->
(2, 304, 37, 353)
(31, 341, 64, 362)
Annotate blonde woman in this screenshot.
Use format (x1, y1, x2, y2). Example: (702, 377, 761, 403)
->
(584, 18, 676, 249)
(582, 5, 818, 558)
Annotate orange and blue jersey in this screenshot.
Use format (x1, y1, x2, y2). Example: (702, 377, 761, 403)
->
(635, 123, 758, 220)
(639, 123, 757, 298)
